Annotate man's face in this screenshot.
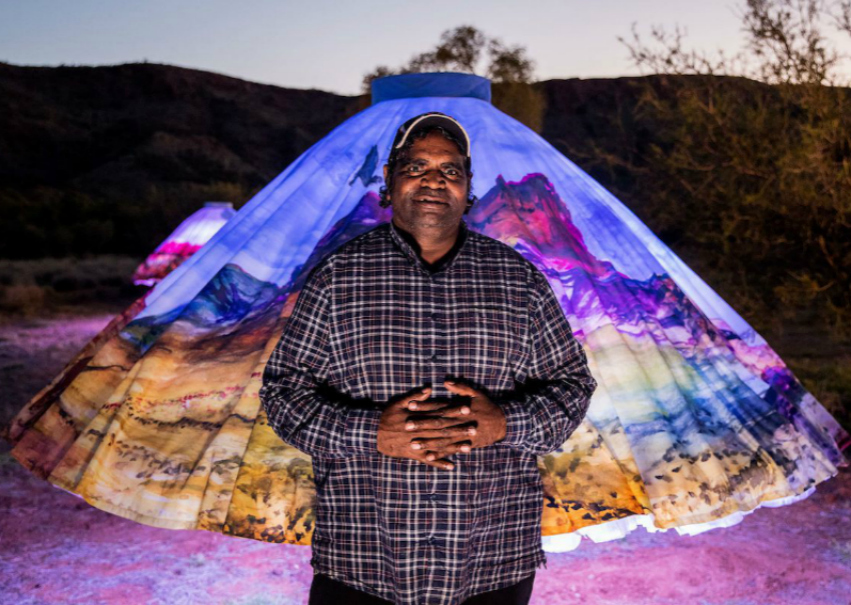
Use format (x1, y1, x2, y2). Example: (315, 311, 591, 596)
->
(384, 131, 472, 232)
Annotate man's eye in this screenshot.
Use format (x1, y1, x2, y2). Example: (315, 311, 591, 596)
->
(406, 165, 423, 173)
(444, 169, 459, 176)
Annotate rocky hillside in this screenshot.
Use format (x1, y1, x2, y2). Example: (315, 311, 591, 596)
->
(0, 61, 734, 258)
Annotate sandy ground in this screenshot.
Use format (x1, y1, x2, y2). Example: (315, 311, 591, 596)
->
(0, 312, 850, 605)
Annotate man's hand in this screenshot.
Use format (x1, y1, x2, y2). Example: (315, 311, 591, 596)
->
(377, 387, 473, 470)
(402, 381, 507, 463)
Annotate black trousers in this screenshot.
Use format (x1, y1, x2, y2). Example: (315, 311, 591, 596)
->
(308, 572, 536, 605)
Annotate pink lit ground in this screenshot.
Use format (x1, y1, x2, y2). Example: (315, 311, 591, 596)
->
(1, 312, 850, 605)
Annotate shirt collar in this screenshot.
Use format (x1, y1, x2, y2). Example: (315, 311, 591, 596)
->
(388, 219, 470, 276)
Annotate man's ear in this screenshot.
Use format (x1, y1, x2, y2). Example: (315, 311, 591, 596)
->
(383, 164, 389, 181)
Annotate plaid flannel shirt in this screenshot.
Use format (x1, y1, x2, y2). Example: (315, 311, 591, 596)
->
(260, 220, 597, 605)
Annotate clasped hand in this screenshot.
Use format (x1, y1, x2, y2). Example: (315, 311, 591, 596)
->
(376, 380, 507, 471)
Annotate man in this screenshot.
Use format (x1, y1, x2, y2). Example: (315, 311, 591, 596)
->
(259, 112, 597, 605)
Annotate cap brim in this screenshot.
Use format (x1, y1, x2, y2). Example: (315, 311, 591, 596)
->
(393, 114, 471, 157)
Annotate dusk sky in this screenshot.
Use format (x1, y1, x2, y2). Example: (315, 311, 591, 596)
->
(2, 0, 850, 95)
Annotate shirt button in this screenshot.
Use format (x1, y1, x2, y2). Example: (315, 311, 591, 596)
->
(429, 353, 439, 363)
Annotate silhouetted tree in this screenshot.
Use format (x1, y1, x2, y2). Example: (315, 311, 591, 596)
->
(608, 0, 851, 338)
(362, 25, 545, 131)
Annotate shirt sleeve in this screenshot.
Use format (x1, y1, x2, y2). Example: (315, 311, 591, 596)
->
(259, 261, 382, 459)
(494, 269, 597, 456)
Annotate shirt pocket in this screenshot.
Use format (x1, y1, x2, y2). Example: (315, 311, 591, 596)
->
(330, 302, 418, 401)
(455, 304, 527, 391)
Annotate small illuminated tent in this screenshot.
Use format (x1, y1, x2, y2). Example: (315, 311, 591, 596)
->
(3, 73, 848, 552)
(132, 201, 237, 286)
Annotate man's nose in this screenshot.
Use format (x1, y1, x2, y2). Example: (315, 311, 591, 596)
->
(419, 169, 445, 186)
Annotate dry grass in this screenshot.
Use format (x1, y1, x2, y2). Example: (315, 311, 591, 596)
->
(0, 255, 145, 316)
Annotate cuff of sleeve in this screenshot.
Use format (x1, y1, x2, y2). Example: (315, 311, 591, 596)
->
(343, 407, 383, 456)
(494, 396, 533, 448)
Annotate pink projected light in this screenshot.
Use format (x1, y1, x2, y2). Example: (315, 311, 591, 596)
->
(132, 201, 237, 286)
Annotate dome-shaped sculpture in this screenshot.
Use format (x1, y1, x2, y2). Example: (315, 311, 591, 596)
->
(3, 72, 847, 552)
(132, 201, 237, 286)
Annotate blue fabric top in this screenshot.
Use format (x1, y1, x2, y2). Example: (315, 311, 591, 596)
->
(371, 72, 492, 105)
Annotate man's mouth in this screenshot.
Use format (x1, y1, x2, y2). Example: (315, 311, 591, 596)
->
(413, 197, 448, 205)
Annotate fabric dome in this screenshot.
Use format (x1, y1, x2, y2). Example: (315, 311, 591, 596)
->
(4, 72, 848, 552)
(132, 201, 237, 286)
